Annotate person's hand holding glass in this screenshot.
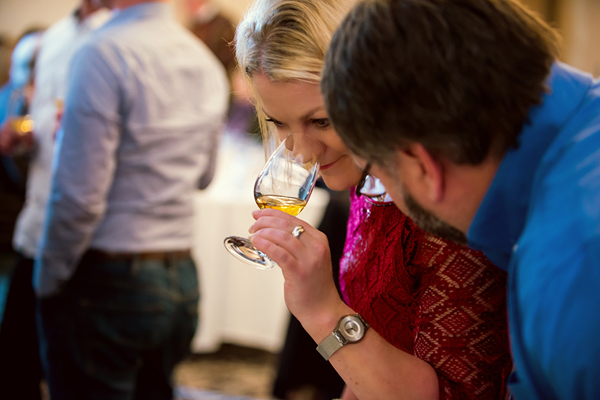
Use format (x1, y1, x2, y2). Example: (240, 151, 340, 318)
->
(224, 132, 323, 269)
(0, 87, 35, 156)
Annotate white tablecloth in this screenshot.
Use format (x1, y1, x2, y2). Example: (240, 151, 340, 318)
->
(190, 135, 329, 353)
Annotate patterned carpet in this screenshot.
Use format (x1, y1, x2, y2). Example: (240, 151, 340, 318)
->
(175, 345, 278, 400)
(176, 387, 259, 400)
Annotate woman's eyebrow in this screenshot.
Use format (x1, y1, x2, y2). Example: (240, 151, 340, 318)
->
(301, 105, 327, 121)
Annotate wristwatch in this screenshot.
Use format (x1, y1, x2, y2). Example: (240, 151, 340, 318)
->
(316, 314, 370, 360)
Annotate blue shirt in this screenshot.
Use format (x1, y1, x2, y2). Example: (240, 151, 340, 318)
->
(34, 2, 229, 297)
(469, 62, 600, 400)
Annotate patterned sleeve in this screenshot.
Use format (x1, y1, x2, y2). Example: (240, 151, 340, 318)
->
(410, 231, 512, 400)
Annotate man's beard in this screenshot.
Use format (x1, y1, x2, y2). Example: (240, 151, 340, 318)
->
(403, 189, 468, 246)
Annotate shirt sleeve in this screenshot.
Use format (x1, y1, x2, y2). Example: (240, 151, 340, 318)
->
(34, 43, 121, 297)
(412, 235, 513, 400)
(541, 240, 600, 400)
(509, 138, 600, 400)
(197, 122, 220, 190)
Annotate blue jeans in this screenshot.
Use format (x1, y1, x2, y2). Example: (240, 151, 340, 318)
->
(37, 251, 200, 400)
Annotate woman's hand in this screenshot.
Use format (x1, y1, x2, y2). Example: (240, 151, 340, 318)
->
(249, 208, 347, 334)
(249, 208, 440, 400)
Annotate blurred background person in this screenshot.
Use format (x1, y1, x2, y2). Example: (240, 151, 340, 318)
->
(0, 30, 41, 172)
(0, 30, 43, 334)
(34, 0, 228, 398)
(0, 34, 13, 86)
(185, 0, 260, 140)
(0, 2, 109, 399)
(187, 0, 235, 75)
(0, 32, 37, 262)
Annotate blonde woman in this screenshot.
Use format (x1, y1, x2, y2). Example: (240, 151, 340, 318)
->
(236, 0, 512, 398)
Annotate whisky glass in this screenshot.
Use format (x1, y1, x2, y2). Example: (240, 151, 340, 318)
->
(4, 86, 34, 156)
(224, 132, 322, 269)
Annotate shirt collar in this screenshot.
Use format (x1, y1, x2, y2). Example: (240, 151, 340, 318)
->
(107, 1, 172, 25)
(359, 176, 394, 203)
(467, 62, 594, 270)
(75, 8, 112, 32)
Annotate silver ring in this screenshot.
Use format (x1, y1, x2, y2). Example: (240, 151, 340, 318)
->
(292, 225, 305, 239)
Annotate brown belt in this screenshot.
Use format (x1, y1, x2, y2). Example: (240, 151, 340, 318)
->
(86, 249, 192, 262)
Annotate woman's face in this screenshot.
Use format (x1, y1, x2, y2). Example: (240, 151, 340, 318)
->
(253, 73, 362, 191)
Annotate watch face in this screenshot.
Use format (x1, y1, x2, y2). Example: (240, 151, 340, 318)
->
(340, 316, 366, 342)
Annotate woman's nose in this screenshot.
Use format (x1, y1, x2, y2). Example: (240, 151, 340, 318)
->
(287, 132, 323, 165)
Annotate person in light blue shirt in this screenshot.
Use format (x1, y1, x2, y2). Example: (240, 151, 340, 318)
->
(0, 31, 41, 194)
(34, 0, 229, 398)
(320, 0, 600, 399)
(0, 5, 107, 398)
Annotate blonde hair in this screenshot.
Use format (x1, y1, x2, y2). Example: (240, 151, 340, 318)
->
(234, 0, 356, 155)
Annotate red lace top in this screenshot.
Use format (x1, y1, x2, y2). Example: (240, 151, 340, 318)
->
(340, 191, 512, 399)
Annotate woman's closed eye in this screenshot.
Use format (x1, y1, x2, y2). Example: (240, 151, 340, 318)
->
(265, 117, 330, 131)
(265, 118, 285, 128)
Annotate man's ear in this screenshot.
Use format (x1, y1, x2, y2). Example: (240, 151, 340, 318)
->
(399, 143, 445, 203)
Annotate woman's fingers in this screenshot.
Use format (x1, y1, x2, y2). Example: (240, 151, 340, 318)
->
(251, 225, 328, 271)
(249, 214, 294, 234)
(250, 223, 311, 262)
(251, 208, 301, 223)
(248, 208, 330, 270)
(252, 208, 280, 219)
(250, 209, 317, 240)
(249, 231, 300, 270)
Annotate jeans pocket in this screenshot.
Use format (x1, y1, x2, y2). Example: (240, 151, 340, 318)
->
(79, 290, 175, 347)
(76, 290, 176, 380)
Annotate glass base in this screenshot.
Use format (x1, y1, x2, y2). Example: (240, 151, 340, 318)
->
(223, 236, 275, 269)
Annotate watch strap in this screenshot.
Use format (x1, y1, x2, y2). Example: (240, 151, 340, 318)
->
(316, 329, 346, 360)
(316, 314, 369, 360)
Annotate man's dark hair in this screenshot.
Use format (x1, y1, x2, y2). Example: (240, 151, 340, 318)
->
(322, 0, 560, 165)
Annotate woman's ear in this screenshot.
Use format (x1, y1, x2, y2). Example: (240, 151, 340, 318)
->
(399, 143, 445, 203)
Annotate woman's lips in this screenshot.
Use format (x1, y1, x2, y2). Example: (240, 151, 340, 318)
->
(320, 158, 341, 170)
